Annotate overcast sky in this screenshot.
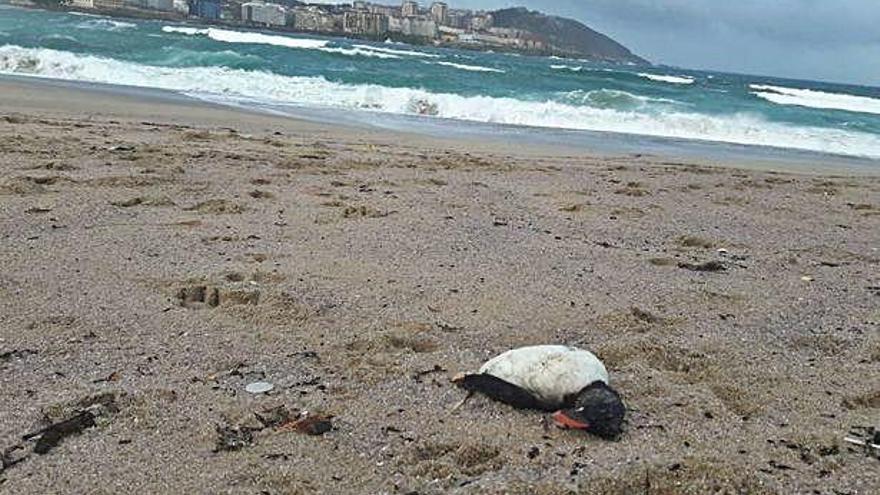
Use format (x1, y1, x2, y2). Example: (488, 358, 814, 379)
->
(439, 0, 880, 86)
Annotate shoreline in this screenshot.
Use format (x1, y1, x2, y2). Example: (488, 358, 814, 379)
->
(1, 74, 878, 176)
(1, 71, 879, 493)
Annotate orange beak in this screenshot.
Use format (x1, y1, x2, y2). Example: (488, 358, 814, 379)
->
(552, 411, 590, 430)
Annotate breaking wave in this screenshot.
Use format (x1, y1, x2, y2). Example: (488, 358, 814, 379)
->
(161, 26, 204, 36)
(432, 61, 504, 73)
(76, 19, 136, 31)
(1, 45, 879, 159)
(40, 34, 79, 43)
(318, 46, 400, 59)
(638, 73, 695, 85)
(161, 26, 402, 59)
(352, 44, 439, 58)
(551, 64, 583, 72)
(750, 84, 880, 116)
(162, 26, 328, 50)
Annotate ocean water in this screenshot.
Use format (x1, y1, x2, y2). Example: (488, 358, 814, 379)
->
(2, 5, 880, 163)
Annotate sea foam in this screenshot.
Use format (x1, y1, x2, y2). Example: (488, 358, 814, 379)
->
(1, 45, 878, 159)
(551, 64, 583, 72)
(750, 84, 880, 116)
(638, 73, 695, 85)
(161, 26, 208, 36)
(432, 61, 504, 73)
(162, 26, 404, 59)
(77, 19, 136, 31)
(352, 44, 439, 58)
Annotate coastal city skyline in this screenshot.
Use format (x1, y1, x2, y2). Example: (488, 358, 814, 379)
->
(38, 0, 642, 61)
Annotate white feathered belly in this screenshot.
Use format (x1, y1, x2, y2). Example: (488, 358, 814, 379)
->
(479, 345, 609, 407)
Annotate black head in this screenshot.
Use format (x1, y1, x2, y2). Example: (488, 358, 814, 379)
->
(553, 381, 626, 440)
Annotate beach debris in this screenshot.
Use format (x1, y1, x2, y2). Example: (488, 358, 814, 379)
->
(1, 445, 27, 473)
(767, 460, 794, 471)
(527, 446, 540, 459)
(214, 425, 255, 452)
(716, 248, 729, 255)
(268, 409, 333, 435)
(92, 371, 122, 384)
(108, 145, 136, 152)
(24, 206, 52, 214)
(678, 260, 726, 272)
(19, 393, 119, 457)
(844, 426, 880, 459)
(110, 197, 143, 208)
(283, 414, 333, 436)
(213, 406, 331, 453)
(245, 381, 274, 394)
(801, 276, 815, 282)
(819, 261, 842, 268)
(26, 412, 96, 455)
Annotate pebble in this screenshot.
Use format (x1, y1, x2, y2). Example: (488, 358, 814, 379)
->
(246, 381, 274, 394)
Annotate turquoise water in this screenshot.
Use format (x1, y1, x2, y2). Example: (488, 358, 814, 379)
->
(2, 4, 880, 160)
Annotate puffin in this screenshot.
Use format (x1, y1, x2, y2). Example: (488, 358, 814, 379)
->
(452, 345, 626, 440)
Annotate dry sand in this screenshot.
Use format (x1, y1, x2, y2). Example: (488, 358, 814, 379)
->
(1, 78, 879, 494)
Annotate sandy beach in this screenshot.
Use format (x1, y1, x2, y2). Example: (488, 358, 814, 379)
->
(1, 77, 879, 494)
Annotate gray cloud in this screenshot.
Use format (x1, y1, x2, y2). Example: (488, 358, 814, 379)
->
(452, 0, 880, 86)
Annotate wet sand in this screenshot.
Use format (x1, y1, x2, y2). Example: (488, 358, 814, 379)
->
(1, 77, 879, 494)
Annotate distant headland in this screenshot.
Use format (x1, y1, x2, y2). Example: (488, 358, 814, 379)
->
(9, 0, 648, 63)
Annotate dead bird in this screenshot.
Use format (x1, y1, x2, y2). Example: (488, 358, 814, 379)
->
(453, 345, 626, 440)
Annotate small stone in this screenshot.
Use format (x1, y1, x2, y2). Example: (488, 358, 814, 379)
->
(245, 382, 274, 394)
